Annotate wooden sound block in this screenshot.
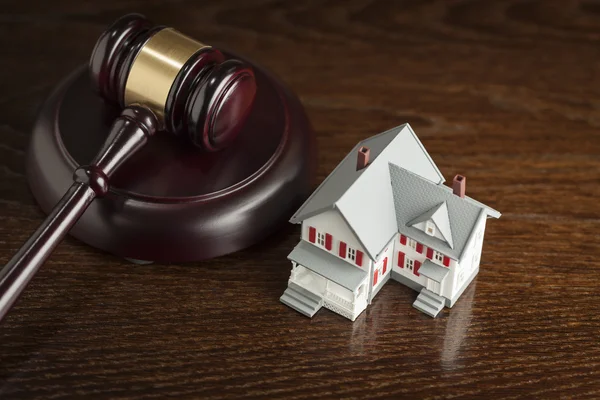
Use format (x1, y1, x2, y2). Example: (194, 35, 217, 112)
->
(27, 56, 316, 262)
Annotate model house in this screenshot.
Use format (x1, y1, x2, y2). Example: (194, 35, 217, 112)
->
(280, 124, 500, 320)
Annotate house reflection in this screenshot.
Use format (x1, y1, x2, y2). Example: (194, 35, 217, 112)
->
(347, 279, 476, 368)
(440, 279, 476, 369)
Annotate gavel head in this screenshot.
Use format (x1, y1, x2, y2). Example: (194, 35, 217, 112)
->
(89, 14, 257, 151)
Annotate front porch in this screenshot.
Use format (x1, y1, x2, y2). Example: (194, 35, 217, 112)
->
(281, 241, 368, 321)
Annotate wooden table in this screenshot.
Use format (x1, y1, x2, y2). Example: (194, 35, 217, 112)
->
(1, 1, 599, 398)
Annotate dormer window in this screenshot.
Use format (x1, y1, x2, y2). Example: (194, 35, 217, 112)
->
(426, 220, 436, 236)
(407, 201, 454, 249)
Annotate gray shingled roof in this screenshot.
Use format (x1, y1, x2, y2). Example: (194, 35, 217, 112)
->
(389, 164, 499, 261)
(290, 124, 446, 260)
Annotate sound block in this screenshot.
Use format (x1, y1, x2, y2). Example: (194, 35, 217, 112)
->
(27, 56, 316, 262)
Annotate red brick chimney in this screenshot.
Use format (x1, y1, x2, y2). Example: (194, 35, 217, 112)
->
(356, 146, 370, 170)
(453, 175, 466, 198)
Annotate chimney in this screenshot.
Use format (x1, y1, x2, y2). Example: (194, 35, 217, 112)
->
(356, 146, 370, 170)
(453, 175, 466, 198)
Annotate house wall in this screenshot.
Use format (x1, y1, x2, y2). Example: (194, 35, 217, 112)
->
(393, 233, 428, 290)
(297, 209, 374, 320)
(370, 237, 395, 300)
(452, 214, 487, 299)
(392, 233, 457, 299)
(302, 209, 368, 270)
(298, 208, 488, 311)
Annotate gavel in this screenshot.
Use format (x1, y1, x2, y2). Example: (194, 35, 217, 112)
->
(0, 14, 257, 322)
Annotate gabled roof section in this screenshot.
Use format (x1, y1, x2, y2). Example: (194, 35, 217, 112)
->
(290, 124, 444, 224)
(290, 124, 445, 261)
(408, 201, 454, 249)
(390, 164, 500, 260)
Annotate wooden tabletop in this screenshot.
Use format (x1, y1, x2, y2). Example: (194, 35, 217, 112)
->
(1, 1, 599, 398)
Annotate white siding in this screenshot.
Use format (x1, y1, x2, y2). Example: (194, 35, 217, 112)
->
(451, 215, 487, 299)
(392, 233, 458, 299)
(393, 234, 427, 287)
(439, 258, 456, 299)
(302, 209, 367, 269)
(371, 237, 394, 297)
(298, 208, 487, 307)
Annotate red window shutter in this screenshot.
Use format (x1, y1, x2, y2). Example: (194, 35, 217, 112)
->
(325, 233, 332, 250)
(416, 243, 424, 254)
(398, 251, 405, 268)
(400, 234, 407, 245)
(414, 260, 422, 276)
(308, 226, 316, 243)
(443, 256, 450, 267)
(339, 241, 347, 258)
(356, 250, 363, 266)
(373, 269, 379, 285)
(426, 247, 434, 259)
(383, 257, 388, 274)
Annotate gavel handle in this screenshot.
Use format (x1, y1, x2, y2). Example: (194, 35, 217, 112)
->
(0, 183, 96, 321)
(0, 105, 158, 323)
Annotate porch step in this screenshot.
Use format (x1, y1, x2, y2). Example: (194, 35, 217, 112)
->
(280, 282, 323, 318)
(412, 288, 445, 318)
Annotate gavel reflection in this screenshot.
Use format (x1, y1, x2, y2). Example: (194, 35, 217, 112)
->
(0, 14, 257, 322)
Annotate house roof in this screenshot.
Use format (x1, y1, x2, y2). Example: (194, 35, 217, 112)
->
(390, 164, 499, 261)
(288, 241, 367, 291)
(290, 124, 446, 260)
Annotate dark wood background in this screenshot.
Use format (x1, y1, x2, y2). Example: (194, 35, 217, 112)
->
(1, 0, 599, 398)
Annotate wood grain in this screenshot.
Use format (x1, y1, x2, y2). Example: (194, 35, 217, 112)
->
(1, 0, 600, 398)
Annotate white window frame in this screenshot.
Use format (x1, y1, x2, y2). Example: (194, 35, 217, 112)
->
(409, 239, 417, 250)
(434, 251, 444, 263)
(317, 232, 325, 247)
(347, 247, 356, 262)
(406, 258, 414, 272)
